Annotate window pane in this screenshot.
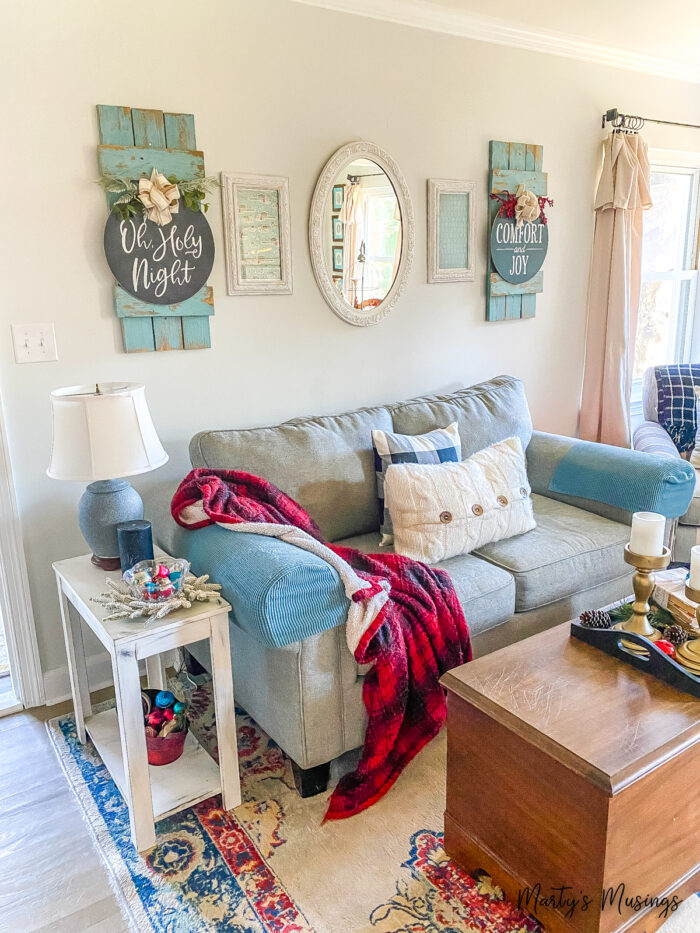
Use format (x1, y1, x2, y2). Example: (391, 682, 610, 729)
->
(642, 171, 693, 274)
(633, 164, 699, 382)
(365, 193, 399, 259)
(634, 280, 675, 379)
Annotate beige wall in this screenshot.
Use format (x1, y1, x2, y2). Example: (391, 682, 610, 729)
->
(2, 0, 700, 687)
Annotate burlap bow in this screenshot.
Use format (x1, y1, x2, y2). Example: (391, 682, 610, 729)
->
(138, 169, 180, 225)
(514, 185, 540, 226)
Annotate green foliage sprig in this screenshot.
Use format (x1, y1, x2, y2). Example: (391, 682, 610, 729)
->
(97, 175, 143, 222)
(608, 599, 676, 629)
(173, 175, 219, 213)
(97, 173, 220, 223)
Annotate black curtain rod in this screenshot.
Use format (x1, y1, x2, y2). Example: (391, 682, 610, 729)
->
(602, 107, 700, 131)
(347, 172, 384, 181)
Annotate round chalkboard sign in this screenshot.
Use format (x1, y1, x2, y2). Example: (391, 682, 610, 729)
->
(490, 216, 548, 285)
(104, 208, 215, 305)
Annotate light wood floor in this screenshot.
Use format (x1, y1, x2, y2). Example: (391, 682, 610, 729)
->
(0, 691, 129, 933)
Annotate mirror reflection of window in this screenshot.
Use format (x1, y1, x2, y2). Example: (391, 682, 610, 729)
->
(328, 160, 402, 311)
(363, 189, 400, 302)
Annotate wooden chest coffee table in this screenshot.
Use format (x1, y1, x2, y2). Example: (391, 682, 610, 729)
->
(442, 621, 700, 933)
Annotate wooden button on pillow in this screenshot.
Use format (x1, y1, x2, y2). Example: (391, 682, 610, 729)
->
(384, 436, 536, 563)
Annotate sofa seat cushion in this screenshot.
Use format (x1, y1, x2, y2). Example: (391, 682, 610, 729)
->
(474, 494, 629, 612)
(337, 531, 515, 636)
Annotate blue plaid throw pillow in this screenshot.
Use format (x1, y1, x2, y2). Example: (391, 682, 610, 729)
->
(372, 422, 461, 546)
(655, 364, 700, 454)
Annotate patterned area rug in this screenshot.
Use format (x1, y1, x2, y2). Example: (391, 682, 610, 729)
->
(47, 674, 542, 933)
(658, 894, 700, 933)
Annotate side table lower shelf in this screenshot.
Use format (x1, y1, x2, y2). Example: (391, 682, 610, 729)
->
(54, 551, 240, 851)
(86, 708, 222, 821)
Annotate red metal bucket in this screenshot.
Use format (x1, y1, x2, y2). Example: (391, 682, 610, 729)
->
(146, 727, 187, 766)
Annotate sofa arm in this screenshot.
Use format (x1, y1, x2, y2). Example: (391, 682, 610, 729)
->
(144, 484, 349, 649)
(526, 431, 695, 522)
(633, 421, 680, 459)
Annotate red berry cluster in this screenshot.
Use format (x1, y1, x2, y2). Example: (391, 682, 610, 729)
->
(489, 191, 555, 225)
(490, 191, 518, 219)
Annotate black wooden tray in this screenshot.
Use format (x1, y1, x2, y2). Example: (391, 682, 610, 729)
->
(570, 621, 700, 699)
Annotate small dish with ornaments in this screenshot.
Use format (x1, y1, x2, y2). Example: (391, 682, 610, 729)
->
(123, 558, 190, 603)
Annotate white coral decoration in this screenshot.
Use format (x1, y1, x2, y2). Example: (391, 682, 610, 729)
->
(138, 168, 180, 225)
(514, 184, 540, 227)
(92, 572, 223, 623)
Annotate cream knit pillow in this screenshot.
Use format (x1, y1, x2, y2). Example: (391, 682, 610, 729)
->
(384, 436, 536, 564)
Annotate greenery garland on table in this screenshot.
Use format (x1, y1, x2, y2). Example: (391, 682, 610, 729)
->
(97, 171, 220, 224)
(607, 600, 676, 629)
(580, 599, 678, 631)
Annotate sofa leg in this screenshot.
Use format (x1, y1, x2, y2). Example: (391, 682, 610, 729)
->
(291, 760, 331, 798)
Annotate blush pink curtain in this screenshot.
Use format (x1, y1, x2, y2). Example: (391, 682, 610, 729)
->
(340, 184, 365, 306)
(579, 133, 652, 447)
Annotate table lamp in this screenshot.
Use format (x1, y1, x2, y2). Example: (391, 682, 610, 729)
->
(47, 383, 168, 569)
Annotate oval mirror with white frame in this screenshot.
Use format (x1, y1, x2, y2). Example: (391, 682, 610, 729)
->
(309, 141, 414, 326)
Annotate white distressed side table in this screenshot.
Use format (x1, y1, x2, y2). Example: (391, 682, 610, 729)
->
(53, 550, 241, 852)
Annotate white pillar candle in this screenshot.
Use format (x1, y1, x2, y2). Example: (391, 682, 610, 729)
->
(629, 512, 666, 557)
(689, 546, 700, 590)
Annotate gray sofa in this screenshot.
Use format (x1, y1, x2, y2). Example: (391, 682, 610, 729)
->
(149, 375, 694, 795)
(633, 365, 700, 562)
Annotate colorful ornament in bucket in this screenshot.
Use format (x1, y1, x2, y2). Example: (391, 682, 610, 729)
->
(142, 688, 188, 763)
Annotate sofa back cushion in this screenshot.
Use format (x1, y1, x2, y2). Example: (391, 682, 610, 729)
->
(190, 405, 393, 542)
(389, 375, 532, 459)
(189, 375, 532, 543)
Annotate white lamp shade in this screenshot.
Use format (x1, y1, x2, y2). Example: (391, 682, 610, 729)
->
(47, 383, 168, 482)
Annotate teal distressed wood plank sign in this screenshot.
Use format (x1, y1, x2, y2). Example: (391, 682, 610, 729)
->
(96, 105, 215, 352)
(486, 141, 551, 322)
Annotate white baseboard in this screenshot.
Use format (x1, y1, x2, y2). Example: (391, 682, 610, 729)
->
(43, 653, 117, 706)
(43, 650, 180, 706)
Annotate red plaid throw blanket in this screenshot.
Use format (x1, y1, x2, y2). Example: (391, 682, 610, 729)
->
(172, 469, 471, 820)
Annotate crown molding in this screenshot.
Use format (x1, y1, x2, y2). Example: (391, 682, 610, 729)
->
(289, 0, 700, 85)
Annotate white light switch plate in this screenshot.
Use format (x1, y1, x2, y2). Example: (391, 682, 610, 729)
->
(12, 323, 58, 363)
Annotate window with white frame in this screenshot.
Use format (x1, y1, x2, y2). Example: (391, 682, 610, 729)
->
(633, 160, 700, 392)
(360, 187, 400, 303)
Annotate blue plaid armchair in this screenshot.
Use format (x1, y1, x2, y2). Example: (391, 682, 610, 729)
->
(633, 364, 700, 560)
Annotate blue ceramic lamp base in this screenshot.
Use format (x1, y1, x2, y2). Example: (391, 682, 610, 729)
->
(78, 479, 144, 570)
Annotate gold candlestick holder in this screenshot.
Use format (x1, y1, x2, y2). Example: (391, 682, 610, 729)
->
(617, 544, 671, 648)
(684, 582, 700, 626)
(678, 583, 700, 673)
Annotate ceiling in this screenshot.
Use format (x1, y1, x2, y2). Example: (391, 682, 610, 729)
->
(292, 0, 700, 82)
(422, 0, 699, 65)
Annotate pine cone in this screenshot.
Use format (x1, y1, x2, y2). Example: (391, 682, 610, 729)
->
(663, 624, 688, 646)
(580, 609, 612, 629)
